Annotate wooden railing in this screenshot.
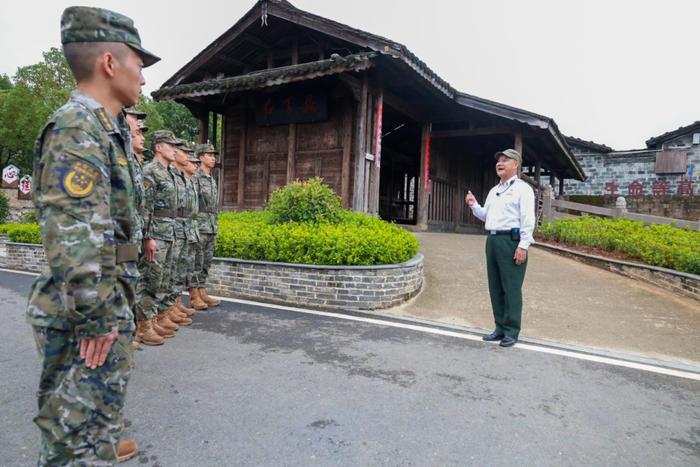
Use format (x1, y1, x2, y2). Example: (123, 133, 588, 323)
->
(428, 179, 455, 223)
(541, 186, 700, 229)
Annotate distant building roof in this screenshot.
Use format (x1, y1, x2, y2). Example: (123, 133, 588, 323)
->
(646, 121, 700, 149)
(564, 136, 613, 153)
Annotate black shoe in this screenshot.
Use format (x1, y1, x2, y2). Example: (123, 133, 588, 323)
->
(499, 336, 517, 347)
(482, 331, 504, 342)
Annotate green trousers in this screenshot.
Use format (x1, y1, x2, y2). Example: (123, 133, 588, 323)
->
(485, 235, 528, 339)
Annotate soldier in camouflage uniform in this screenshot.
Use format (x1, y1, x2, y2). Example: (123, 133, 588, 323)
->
(135, 130, 182, 339)
(26, 6, 159, 465)
(159, 142, 199, 324)
(182, 150, 203, 296)
(191, 143, 221, 308)
(125, 109, 164, 346)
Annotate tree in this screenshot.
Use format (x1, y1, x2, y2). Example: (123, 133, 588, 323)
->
(0, 47, 75, 174)
(135, 96, 199, 146)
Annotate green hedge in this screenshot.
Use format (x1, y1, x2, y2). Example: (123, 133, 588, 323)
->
(538, 216, 700, 274)
(216, 210, 420, 266)
(0, 223, 41, 244)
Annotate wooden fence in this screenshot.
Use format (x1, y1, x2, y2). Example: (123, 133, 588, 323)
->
(541, 186, 700, 230)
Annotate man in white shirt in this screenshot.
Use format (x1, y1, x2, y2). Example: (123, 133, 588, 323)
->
(466, 149, 535, 347)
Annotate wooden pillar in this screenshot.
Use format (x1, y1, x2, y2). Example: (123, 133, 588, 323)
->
(514, 130, 523, 154)
(198, 113, 209, 144)
(237, 120, 246, 210)
(352, 74, 369, 212)
(368, 90, 383, 216)
(340, 103, 353, 208)
(534, 160, 542, 188)
(534, 159, 542, 218)
(417, 123, 432, 230)
(286, 124, 296, 183)
(559, 177, 565, 196)
(209, 112, 219, 149)
(550, 172, 556, 188)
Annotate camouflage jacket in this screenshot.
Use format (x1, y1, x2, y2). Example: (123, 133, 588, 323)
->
(142, 158, 177, 241)
(193, 168, 218, 234)
(26, 91, 139, 336)
(130, 152, 145, 246)
(173, 168, 199, 242)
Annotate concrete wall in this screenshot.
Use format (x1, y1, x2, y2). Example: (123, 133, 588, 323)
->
(0, 236, 424, 311)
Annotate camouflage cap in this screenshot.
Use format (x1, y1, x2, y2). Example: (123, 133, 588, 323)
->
(61, 6, 160, 67)
(187, 152, 200, 163)
(138, 120, 148, 133)
(151, 130, 178, 147)
(494, 148, 522, 165)
(195, 143, 219, 158)
(124, 106, 146, 119)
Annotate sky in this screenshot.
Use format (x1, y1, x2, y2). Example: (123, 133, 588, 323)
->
(2, 0, 698, 150)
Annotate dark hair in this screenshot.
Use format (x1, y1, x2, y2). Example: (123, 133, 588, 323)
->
(63, 42, 129, 82)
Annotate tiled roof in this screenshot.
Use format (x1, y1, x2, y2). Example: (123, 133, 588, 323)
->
(564, 135, 613, 153)
(152, 52, 375, 100)
(646, 121, 700, 148)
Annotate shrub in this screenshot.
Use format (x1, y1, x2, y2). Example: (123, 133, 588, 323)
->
(19, 210, 38, 224)
(537, 215, 700, 274)
(0, 223, 41, 244)
(216, 210, 420, 266)
(267, 177, 341, 224)
(0, 191, 9, 224)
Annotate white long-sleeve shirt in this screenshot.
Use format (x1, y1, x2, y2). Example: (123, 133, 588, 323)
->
(470, 175, 536, 250)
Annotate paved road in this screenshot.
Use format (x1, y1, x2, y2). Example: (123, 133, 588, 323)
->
(1, 270, 699, 467)
(393, 232, 700, 365)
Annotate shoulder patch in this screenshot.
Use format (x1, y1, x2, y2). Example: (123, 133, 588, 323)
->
(94, 108, 115, 132)
(143, 179, 152, 191)
(63, 162, 99, 198)
(117, 155, 128, 166)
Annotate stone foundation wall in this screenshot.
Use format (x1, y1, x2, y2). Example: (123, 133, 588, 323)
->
(1, 188, 34, 222)
(0, 236, 424, 310)
(206, 255, 424, 310)
(534, 242, 700, 302)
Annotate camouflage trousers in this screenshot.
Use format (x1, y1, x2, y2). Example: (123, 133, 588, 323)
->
(134, 238, 174, 321)
(192, 233, 216, 288)
(32, 327, 134, 466)
(164, 237, 196, 305)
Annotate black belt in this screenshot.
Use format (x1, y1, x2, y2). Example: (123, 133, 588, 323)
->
(488, 230, 511, 235)
(153, 208, 176, 218)
(116, 244, 139, 263)
(199, 208, 216, 214)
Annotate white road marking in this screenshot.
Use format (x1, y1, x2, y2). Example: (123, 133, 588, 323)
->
(2, 269, 697, 381)
(209, 295, 700, 382)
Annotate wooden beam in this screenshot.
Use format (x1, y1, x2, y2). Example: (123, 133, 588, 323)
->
(382, 89, 423, 123)
(287, 123, 296, 183)
(215, 54, 249, 69)
(210, 113, 218, 148)
(417, 123, 432, 230)
(243, 33, 269, 49)
(514, 130, 523, 154)
(352, 74, 369, 212)
(340, 102, 353, 208)
(237, 120, 246, 209)
(432, 127, 516, 139)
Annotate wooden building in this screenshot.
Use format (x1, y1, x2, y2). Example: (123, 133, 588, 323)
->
(153, 0, 585, 231)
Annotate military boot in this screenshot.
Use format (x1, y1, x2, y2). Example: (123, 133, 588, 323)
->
(157, 311, 180, 331)
(199, 288, 221, 306)
(188, 288, 208, 310)
(135, 320, 164, 346)
(117, 439, 138, 463)
(176, 296, 195, 315)
(152, 317, 176, 338)
(167, 306, 192, 326)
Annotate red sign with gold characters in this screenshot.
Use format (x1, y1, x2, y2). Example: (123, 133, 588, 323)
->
(2, 164, 19, 188)
(18, 175, 32, 200)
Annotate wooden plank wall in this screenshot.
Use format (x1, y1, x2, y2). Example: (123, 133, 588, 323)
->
(222, 92, 350, 210)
